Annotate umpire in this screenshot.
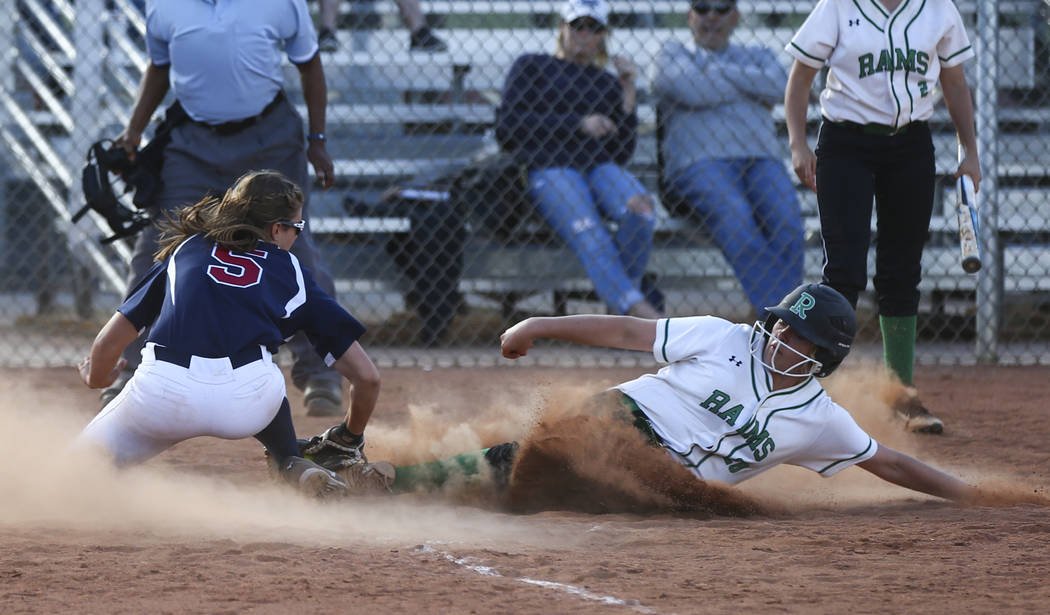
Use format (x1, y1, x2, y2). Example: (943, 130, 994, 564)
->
(108, 0, 345, 417)
(783, 0, 981, 434)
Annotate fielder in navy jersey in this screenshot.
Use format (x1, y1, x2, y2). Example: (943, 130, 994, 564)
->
(76, 171, 382, 498)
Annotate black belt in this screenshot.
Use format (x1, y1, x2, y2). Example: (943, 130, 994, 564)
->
(195, 91, 285, 136)
(827, 117, 926, 137)
(153, 345, 266, 369)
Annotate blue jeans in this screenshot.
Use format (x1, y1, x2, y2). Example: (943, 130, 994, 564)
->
(672, 158, 804, 313)
(528, 163, 654, 314)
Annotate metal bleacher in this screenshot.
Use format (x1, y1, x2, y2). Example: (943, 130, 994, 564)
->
(5, 0, 1048, 320)
(302, 0, 1050, 314)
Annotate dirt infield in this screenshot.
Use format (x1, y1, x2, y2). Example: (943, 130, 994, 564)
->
(2, 363, 1049, 614)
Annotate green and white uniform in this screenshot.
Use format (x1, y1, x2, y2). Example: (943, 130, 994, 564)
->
(615, 316, 877, 485)
(785, 0, 973, 128)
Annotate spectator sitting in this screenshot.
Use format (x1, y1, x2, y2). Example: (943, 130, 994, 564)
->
(652, 0, 804, 316)
(317, 0, 446, 52)
(496, 0, 663, 319)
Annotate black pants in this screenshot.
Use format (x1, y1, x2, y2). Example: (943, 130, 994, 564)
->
(815, 120, 935, 316)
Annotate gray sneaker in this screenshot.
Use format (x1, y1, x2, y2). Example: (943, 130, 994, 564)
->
(339, 461, 396, 494)
(280, 456, 348, 499)
(893, 388, 944, 434)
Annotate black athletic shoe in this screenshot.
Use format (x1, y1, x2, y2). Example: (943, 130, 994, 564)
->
(304, 378, 343, 417)
(318, 27, 338, 52)
(409, 27, 447, 52)
(893, 388, 944, 434)
(484, 441, 520, 487)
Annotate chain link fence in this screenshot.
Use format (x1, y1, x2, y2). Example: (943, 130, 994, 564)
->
(2, 0, 1049, 367)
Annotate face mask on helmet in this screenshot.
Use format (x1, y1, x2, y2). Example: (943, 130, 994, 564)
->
(750, 320, 824, 378)
(762, 284, 857, 378)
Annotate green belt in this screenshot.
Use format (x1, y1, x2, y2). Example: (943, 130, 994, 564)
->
(619, 394, 665, 447)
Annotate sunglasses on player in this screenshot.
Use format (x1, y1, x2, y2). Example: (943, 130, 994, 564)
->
(691, 2, 734, 15)
(568, 18, 607, 33)
(279, 219, 306, 235)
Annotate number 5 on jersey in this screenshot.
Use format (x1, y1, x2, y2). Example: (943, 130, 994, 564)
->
(207, 246, 268, 287)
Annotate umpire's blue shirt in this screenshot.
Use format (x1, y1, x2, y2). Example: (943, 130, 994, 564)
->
(145, 0, 318, 123)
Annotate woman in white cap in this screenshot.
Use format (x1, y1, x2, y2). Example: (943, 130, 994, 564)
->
(496, 0, 664, 318)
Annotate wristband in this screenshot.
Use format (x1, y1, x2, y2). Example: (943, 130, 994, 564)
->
(307, 133, 326, 142)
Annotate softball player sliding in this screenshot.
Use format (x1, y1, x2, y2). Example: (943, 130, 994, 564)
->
(495, 284, 978, 504)
(783, 0, 981, 434)
(76, 171, 381, 498)
(334, 285, 979, 505)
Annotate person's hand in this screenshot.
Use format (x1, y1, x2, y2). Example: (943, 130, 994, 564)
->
(954, 150, 982, 194)
(791, 143, 817, 193)
(500, 319, 535, 359)
(78, 356, 127, 389)
(307, 140, 335, 189)
(114, 126, 142, 162)
(612, 55, 638, 86)
(579, 114, 617, 138)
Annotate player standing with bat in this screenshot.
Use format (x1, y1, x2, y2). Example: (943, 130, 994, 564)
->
(784, 0, 981, 434)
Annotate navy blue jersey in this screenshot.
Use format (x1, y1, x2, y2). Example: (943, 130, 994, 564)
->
(119, 234, 364, 363)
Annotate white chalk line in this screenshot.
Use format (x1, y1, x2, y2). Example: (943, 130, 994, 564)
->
(415, 544, 662, 614)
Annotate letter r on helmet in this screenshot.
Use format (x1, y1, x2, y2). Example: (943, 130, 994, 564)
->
(789, 292, 816, 319)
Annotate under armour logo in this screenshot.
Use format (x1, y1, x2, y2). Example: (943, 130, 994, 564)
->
(728, 355, 742, 367)
(790, 292, 816, 319)
(848, 18, 860, 26)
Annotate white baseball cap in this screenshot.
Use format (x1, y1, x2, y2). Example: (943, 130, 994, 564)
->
(561, 0, 610, 26)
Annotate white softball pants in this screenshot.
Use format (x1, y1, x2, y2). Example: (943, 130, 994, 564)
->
(77, 344, 287, 465)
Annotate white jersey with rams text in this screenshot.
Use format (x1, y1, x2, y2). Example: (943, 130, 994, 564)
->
(786, 0, 973, 129)
(615, 316, 877, 485)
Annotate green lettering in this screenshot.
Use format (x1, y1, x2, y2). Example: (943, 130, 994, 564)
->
(745, 428, 770, 451)
(894, 48, 916, 71)
(916, 51, 930, 74)
(717, 404, 743, 426)
(875, 49, 891, 73)
(700, 390, 730, 415)
(726, 458, 750, 473)
(789, 291, 816, 320)
(754, 437, 776, 461)
(858, 53, 875, 78)
(737, 417, 760, 441)
(918, 80, 929, 97)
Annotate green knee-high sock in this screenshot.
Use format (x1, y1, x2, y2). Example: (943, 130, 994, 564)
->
(391, 449, 489, 493)
(880, 315, 917, 386)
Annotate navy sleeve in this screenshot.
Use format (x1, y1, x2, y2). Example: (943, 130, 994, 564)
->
(117, 260, 168, 331)
(496, 55, 582, 155)
(282, 268, 366, 365)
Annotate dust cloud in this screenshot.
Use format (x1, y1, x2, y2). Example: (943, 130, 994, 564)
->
(0, 393, 569, 551)
(1, 367, 1043, 549)
(366, 382, 541, 466)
